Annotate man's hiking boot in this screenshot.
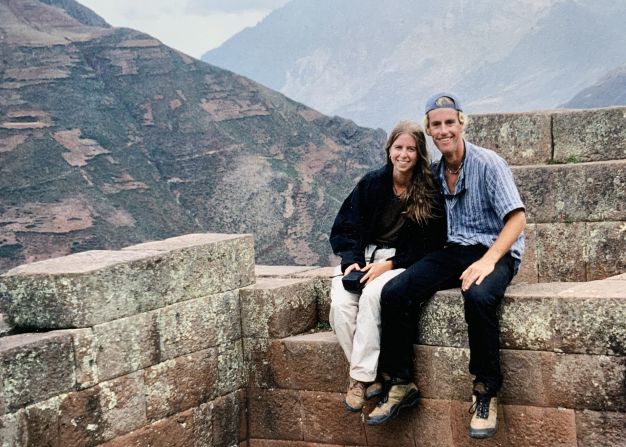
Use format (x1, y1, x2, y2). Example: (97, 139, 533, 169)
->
(469, 383, 498, 438)
(366, 379, 419, 425)
(365, 381, 383, 399)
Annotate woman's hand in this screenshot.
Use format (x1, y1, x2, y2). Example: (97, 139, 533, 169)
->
(361, 260, 393, 284)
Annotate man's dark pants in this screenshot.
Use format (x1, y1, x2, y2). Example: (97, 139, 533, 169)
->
(379, 244, 515, 395)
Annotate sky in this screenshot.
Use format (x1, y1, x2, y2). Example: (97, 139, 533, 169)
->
(79, 0, 291, 59)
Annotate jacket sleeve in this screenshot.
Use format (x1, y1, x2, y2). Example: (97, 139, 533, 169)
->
(329, 181, 368, 272)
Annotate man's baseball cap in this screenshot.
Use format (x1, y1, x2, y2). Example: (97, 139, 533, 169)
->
(424, 92, 463, 114)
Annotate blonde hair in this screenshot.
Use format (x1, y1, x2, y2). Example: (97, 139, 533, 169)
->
(423, 110, 468, 133)
(385, 121, 440, 223)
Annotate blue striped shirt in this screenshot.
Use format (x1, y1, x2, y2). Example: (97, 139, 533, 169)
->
(433, 141, 525, 269)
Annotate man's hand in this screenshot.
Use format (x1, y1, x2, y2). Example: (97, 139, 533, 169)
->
(344, 263, 361, 275)
(460, 257, 495, 291)
(361, 260, 393, 284)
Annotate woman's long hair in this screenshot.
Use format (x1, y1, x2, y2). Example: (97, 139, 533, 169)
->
(385, 120, 440, 224)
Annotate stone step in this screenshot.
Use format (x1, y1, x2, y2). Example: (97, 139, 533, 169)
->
(0, 233, 254, 329)
(248, 388, 612, 447)
(465, 107, 626, 165)
(263, 331, 626, 412)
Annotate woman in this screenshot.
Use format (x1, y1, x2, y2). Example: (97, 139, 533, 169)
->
(329, 120, 446, 412)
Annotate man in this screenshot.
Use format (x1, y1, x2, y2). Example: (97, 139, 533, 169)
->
(366, 93, 525, 439)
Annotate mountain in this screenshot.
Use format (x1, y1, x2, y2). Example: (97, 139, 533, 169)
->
(202, 0, 626, 129)
(562, 63, 626, 108)
(0, 0, 386, 272)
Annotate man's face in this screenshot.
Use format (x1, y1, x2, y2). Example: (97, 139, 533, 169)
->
(426, 108, 465, 157)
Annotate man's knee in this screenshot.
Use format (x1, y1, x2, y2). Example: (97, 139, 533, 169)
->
(462, 281, 504, 308)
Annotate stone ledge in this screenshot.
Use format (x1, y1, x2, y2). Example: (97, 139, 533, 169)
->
(0, 233, 255, 329)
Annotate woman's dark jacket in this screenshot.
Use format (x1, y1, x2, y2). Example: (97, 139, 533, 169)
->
(329, 164, 447, 272)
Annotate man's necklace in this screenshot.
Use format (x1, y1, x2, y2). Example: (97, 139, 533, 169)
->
(445, 161, 463, 175)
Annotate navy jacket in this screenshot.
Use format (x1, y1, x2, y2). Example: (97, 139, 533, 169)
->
(330, 165, 447, 272)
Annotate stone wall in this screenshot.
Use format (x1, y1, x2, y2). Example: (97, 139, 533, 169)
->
(464, 107, 626, 283)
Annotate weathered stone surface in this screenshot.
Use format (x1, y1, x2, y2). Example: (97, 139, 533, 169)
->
(553, 107, 626, 163)
(156, 290, 240, 361)
(0, 313, 12, 336)
(243, 337, 272, 388)
(193, 390, 247, 447)
(464, 112, 553, 166)
(0, 331, 74, 413)
(499, 350, 552, 407)
(548, 353, 626, 411)
(248, 440, 341, 447)
(58, 386, 106, 446)
(144, 348, 218, 421)
(217, 340, 245, 395)
(240, 278, 317, 338)
(411, 399, 455, 446)
(584, 162, 626, 221)
(247, 388, 302, 441)
(513, 223, 538, 284)
(584, 221, 626, 280)
(268, 332, 347, 392)
(98, 372, 148, 440)
(536, 222, 587, 282)
(300, 391, 366, 445)
(513, 164, 588, 224)
(417, 289, 468, 348)
(255, 265, 320, 277)
(14, 396, 62, 447)
(0, 233, 254, 328)
(575, 409, 626, 447)
(59, 328, 98, 389)
(413, 345, 471, 402)
(99, 409, 194, 447)
(93, 312, 159, 381)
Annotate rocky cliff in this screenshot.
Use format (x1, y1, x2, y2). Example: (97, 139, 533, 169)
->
(0, 0, 386, 272)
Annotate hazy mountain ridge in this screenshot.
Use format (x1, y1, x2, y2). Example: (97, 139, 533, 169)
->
(562, 63, 626, 108)
(203, 0, 626, 129)
(0, 0, 386, 271)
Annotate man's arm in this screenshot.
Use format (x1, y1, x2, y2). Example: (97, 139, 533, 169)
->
(459, 209, 526, 291)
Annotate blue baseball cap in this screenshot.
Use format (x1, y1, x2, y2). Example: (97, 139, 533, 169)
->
(424, 92, 463, 114)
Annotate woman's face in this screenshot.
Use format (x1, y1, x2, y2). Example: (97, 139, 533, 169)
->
(389, 133, 418, 175)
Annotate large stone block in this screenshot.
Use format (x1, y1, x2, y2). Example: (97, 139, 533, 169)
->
(584, 221, 626, 280)
(513, 164, 588, 224)
(58, 328, 99, 389)
(155, 290, 240, 361)
(536, 222, 587, 281)
(575, 409, 626, 447)
(247, 388, 302, 441)
(242, 337, 272, 389)
(268, 332, 347, 392)
(98, 409, 194, 447)
(513, 223, 538, 284)
(0, 233, 254, 329)
(217, 340, 246, 395)
(583, 161, 626, 221)
(93, 312, 159, 382)
(240, 278, 318, 338)
(300, 391, 367, 445)
(413, 345, 472, 402)
(193, 390, 248, 447)
(553, 107, 626, 163)
(464, 112, 553, 165)
(0, 395, 62, 447)
(0, 332, 75, 413)
(144, 348, 218, 422)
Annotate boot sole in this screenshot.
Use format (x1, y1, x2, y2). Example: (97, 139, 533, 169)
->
(469, 423, 498, 439)
(343, 400, 363, 412)
(366, 389, 419, 425)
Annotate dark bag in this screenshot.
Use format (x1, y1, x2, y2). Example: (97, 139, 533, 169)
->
(342, 270, 366, 293)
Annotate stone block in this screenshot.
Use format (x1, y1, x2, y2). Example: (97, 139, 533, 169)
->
(217, 340, 245, 395)
(418, 289, 468, 348)
(362, 398, 416, 446)
(575, 409, 626, 447)
(0, 233, 254, 328)
(240, 278, 318, 338)
(255, 265, 320, 277)
(155, 290, 240, 361)
(547, 353, 626, 411)
(268, 332, 347, 392)
(59, 328, 99, 389)
(144, 348, 218, 422)
(536, 222, 587, 282)
(93, 312, 159, 381)
(412, 399, 455, 447)
(584, 221, 626, 280)
(553, 107, 626, 163)
(500, 289, 556, 352)
(10, 396, 62, 447)
(499, 350, 552, 407)
(513, 223, 538, 284)
(464, 112, 553, 165)
(193, 390, 247, 447)
(0, 331, 75, 413)
(247, 388, 302, 441)
(300, 391, 366, 445)
(244, 337, 278, 389)
(583, 161, 626, 221)
(513, 164, 587, 224)
(248, 440, 341, 447)
(413, 345, 472, 402)
(58, 386, 106, 446)
(98, 409, 194, 447)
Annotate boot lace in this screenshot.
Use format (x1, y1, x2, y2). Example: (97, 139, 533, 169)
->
(469, 394, 490, 419)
